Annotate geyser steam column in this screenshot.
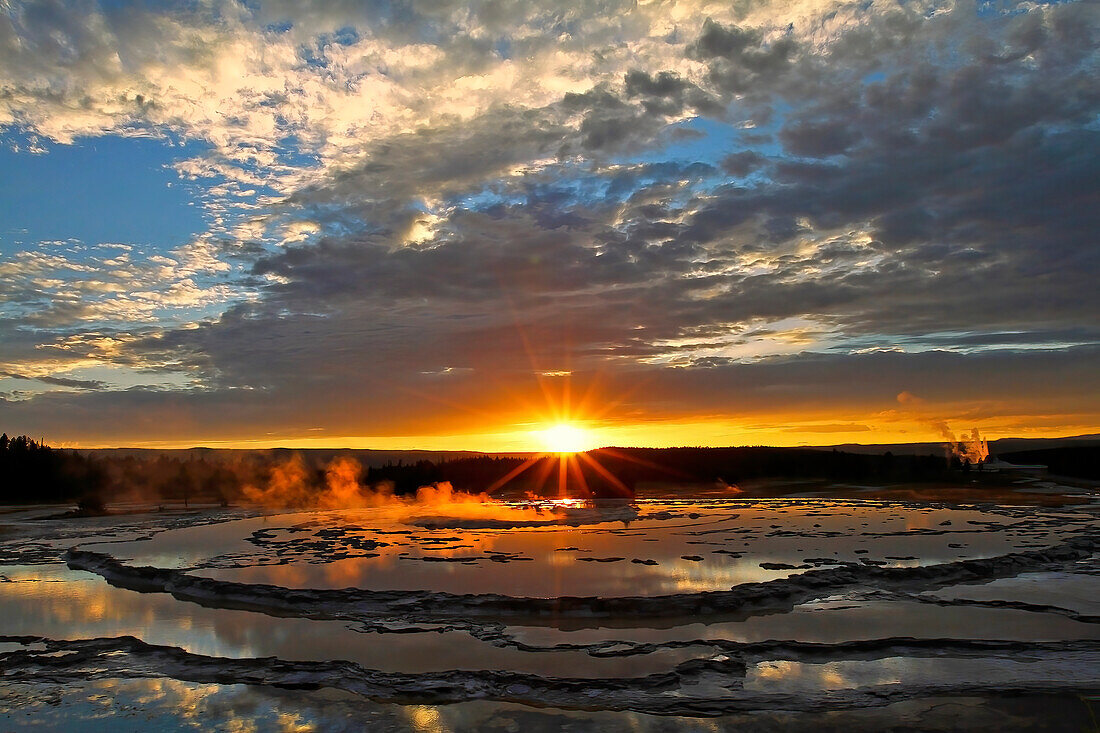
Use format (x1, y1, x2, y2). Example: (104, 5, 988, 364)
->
(946, 427, 989, 467)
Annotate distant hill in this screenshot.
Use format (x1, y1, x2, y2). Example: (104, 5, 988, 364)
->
(814, 434, 1100, 457)
(362, 445, 960, 498)
(76, 435, 1100, 466)
(1000, 446, 1100, 481)
(987, 435, 1100, 455)
(811, 441, 947, 456)
(81, 447, 534, 469)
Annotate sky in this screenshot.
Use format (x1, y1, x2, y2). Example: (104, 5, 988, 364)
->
(0, 0, 1098, 451)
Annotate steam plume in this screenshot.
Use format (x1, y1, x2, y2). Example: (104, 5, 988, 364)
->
(933, 424, 989, 464)
(240, 455, 567, 526)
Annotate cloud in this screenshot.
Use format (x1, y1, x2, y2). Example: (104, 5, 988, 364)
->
(779, 423, 871, 434)
(896, 391, 924, 406)
(0, 0, 1097, 443)
(0, 371, 104, 390)
(3, 345, 1098, 445)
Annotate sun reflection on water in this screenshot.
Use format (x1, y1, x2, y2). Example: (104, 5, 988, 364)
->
(407, 705, 449, 733)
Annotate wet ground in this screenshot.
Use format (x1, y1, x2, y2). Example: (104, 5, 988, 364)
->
(2, 489, 1099, 730)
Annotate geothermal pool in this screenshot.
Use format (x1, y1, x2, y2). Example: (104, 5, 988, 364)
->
(1, 497, 1098, 730)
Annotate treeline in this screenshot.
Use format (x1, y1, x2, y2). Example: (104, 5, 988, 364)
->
(91, 448, 374, 506)
(365, 447, 955, 498)
(98, 452, 245, 506)
(2, 437, 967, 507)
(0, 443, 505, 507)
(1002, 446, 1100, 480)
(0, 438, 299, 507)
(0, 434, 106, 507)
(365, 456, 529, 494)
(589, 446, 953, 487)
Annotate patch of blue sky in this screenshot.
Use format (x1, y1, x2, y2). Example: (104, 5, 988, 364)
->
(975, 0, 1068, 18)
(0, 132, 209, 256)
(615, 116, 784, 168)
(95, 0, 180, 13)
(615, 116, 736, 166)
(599, 115, 790, 206)
(446, 116, 780, 218)
(447, 185, 529, 213)
(606, 159, 720, 194)
(594, 162, 719, 206)
(264, 20, 293, 34)
(274, 138, 323, 169)
(832, 329, 1098, 355)
(448, 114, 788, 222)
(527, 169, 616, 204)
(298, 42, 331, 69)
(0, 363, 197, 397)
(446, 156, 719, 222)
(162, 295, 246, 325)
(273, 202, 387, 241)
(329, 26, 360, 46)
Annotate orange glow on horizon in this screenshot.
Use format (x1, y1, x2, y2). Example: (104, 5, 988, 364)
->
(57, 418, 1100, 453)
(48, 366, 1100, 459)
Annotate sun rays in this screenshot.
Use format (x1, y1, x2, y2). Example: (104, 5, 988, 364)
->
(535, 423, 595, 454)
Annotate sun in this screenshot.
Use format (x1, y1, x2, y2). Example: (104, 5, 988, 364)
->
(536, 423, 595, 454)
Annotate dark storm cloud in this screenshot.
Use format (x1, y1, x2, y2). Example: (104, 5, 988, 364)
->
(622, 69, 722, 117)
(719, 151, 765, 177)
(688, 18, 799, 96)
(778, 119, 859, 158)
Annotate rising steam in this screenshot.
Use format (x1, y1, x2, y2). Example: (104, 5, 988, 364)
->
(896, 393, 990, 466)
(934, 423, 990, 464)
(240, 454, 566, 524)
(241, 454, 479, 509)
